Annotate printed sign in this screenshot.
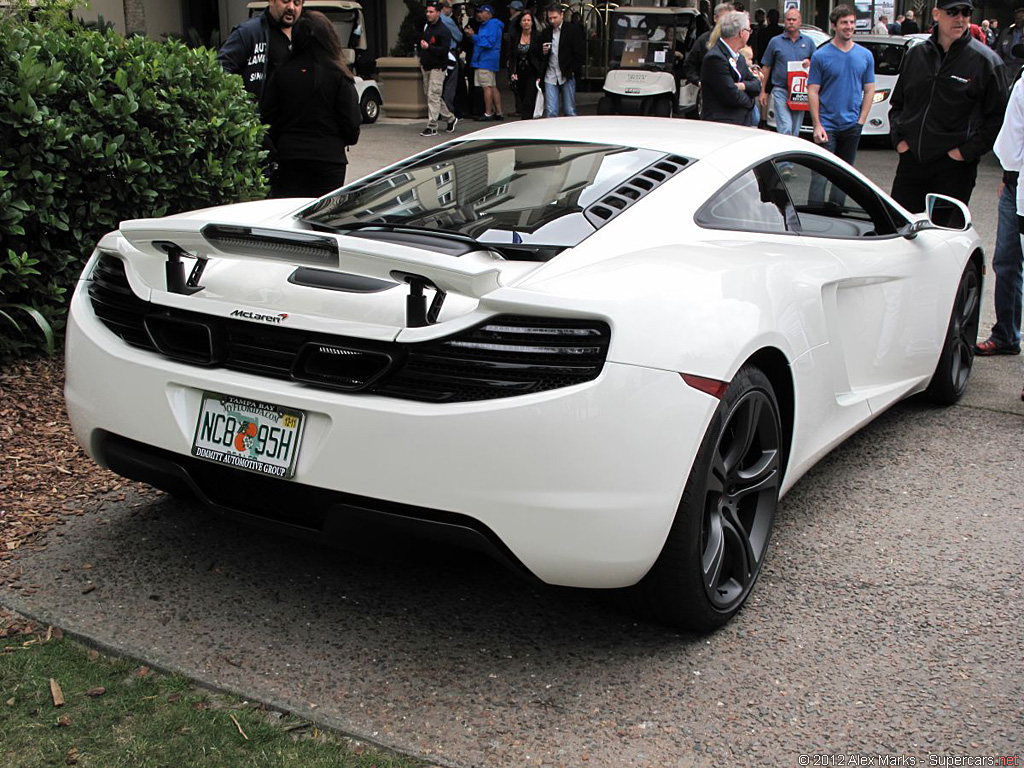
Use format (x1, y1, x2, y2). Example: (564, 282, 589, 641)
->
(787, 59, 810, 111)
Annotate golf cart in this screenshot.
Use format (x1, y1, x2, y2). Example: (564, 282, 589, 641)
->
(246, 0, 383, 123)
(597, 7, 699, 118)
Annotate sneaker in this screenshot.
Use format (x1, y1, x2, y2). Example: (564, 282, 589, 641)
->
(495, 113, 504, 121)
(420, 127, 438, 137)
(446, 116, 458, 133)
(476, 113, 494, 122)
(975, 338, 1021, 356)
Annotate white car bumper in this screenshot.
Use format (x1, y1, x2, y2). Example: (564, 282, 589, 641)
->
(65, 280, 718, 589)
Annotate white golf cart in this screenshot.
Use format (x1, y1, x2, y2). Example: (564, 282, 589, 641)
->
(597, 6, 699, 118)
(246, 0, 383, 123)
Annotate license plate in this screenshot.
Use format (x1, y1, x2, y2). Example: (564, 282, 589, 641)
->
(191, 393, 304, 479)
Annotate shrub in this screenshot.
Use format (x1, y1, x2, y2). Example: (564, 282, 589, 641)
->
(0, 16, 268, 358)
(389, 0, 426, 56)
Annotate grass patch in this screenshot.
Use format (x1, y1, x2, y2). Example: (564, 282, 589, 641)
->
(0, 617, 427, 768)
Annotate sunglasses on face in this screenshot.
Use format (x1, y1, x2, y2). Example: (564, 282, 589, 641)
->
(943, 6, 972, 17)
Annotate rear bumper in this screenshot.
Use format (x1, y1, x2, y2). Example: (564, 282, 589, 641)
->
(95, 431, 539, 581)
(65, 282, 719, 588)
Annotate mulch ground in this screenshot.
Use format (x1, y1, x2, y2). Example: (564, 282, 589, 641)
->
(0, 355, 160, 592)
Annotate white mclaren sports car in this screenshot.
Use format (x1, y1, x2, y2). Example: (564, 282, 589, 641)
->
(65, 119, 982, 632)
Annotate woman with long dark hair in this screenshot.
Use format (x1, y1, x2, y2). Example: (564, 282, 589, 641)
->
(508, 10, 543, 119)
(261, 11, 361, 198)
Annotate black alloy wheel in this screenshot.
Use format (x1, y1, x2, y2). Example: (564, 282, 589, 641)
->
(698, 381, 780, 610)
(632, 365, 782, 632)
(924, 259, 981, 405)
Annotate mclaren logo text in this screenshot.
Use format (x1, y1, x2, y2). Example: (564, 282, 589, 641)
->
(230, 309, 289, 324)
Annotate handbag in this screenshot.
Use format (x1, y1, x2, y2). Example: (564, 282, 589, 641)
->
(533, 81, 545, 118)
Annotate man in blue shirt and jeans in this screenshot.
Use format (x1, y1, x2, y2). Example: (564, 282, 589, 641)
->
(808, 6, 874, 161)
(759, 7, 816, 136)
(808, 5, 874, 203)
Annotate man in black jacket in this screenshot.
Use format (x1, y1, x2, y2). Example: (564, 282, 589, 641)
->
(900, 9, 920, 34)
(218, 0, 303, 100)
(683, 1, 735, 85)
(419, 1, 458, 136)
(539, 5, 586, 116)
(889, 0, 1008, 212)
(700, 11, 760, 125)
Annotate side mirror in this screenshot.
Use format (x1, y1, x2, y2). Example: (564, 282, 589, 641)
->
(925, 193, 971, 231)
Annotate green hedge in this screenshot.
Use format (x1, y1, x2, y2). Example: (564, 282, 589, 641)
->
(0, 19, 268, 358)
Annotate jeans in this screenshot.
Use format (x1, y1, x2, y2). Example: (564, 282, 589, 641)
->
(989, 183, 1024, 347)
(543, 77, 577, 117)
(809, 122, 862, 205)
(772, 88, 805, 137)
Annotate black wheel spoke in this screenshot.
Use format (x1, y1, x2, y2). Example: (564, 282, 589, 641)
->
(960, 274, 979, 326)
(709, 452, 727, 494)
(723, 397, 761, 476)
(733, 450, 780, 500)
(701, 509, 725, 594)
(721, 508, 755, 579)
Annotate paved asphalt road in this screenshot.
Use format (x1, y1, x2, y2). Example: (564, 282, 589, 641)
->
(3, 112, 1022, 767)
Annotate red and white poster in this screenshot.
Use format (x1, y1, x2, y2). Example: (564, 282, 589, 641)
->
(787, 60, 810, 111)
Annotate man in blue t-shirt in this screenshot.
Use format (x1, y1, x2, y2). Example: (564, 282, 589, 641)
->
(759, 7, 816, 136)
(808, 4, 875, 174)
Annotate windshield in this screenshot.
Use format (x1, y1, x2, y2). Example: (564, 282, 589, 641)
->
(300, 140, 674, 248)
(609, 13, 692, 71)
(860, 41, 906, 75)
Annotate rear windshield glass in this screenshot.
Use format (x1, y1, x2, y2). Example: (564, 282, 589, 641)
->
(299, 139, 671, 248)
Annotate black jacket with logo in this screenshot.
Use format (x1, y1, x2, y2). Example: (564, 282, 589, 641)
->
(418, 19, 452, 71)
(218, 11, 278, 100)
(889, 29, 1008, 163)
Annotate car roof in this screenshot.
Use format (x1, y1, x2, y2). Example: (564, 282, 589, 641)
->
(454, 117, 792, 161)
(612, 6, 699, 15)
(854, 34, 915, 45)
(246, 1, 362, 9)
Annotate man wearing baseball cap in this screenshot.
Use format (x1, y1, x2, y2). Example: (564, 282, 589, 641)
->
(889, 0, 1007, 212)
(996, 6, 1024, 79)
(465, 4, 505, 120)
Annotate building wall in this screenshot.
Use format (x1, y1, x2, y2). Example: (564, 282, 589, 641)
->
(76, 0, 182, 40)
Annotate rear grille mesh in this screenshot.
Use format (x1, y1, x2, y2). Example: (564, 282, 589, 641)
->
(87, 254, 610, 403)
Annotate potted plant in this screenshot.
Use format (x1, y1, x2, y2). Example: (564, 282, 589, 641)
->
(377, 0, 427, 118)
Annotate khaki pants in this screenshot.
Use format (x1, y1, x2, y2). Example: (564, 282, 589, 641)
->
(422, 67, 454, 129)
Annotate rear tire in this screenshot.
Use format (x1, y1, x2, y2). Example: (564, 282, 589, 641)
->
(597, 95, 615, 115)
(650, 95, 672, 118)
(631, 365, 782, 632)
(923, 259, 981, 404)
(360, 91, 381, 124)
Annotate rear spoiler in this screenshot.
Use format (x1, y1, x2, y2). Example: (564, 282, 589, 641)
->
(119, 218, 504, 327)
